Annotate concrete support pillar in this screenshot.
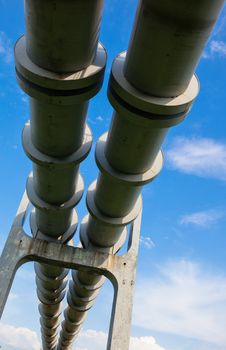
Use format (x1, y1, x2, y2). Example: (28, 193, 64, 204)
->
(15, 1, 106, 348)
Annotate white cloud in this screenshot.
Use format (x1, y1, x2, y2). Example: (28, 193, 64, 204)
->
(22, 96, 28, 104)
(203, 40, 226, 58)
(74, 329, 165, 350)
(130, 336, 166, 350)
(0, 323, 40, 350)
(96, 116, 104, 122)
(210, 40, 226, 56)
(180, 209, 224, 227)
(0, 31, 12, 64)
(0, 325, 165, 350)
(166, 136, 226, 181)
(8, 292, 18, 301)
(74, 330, 106, 350)
(3, 258, 226, 349)
(133, 259, 226, 346)
(140, 236, 155, 249)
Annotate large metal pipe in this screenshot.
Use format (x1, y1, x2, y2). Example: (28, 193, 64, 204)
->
(124, 0, 225, 97)
(58, 1, 224, 349)
(29, 99, 89, 157)
(15, 2, 106, 348)
(104, 51, 197, 175)
(25, 0, 104, 72)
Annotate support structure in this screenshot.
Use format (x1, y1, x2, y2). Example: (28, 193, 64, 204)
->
(0, 1, 225, 349)
(0, 192, 141, 350)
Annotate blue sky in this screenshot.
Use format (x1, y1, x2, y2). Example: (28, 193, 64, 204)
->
(0, 1, 226, 349)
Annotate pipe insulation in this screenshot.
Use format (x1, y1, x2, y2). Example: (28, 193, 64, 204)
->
(124, 0, 225, 97)
(15, 1, 106, 349)
(58, 1, 224, 349)
(25, 0, 104, 73)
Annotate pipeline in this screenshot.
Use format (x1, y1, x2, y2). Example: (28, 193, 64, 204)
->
(15, 1, 106, 349)
(57, 1, 225, 349)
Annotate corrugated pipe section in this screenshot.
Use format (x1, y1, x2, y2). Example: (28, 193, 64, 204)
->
(14, 1, 106, 349)
(57, 0, 224, 349)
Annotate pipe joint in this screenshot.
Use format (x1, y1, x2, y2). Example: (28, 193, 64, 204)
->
(15, 36, 107, 105)
(105, 52, 199, 174)
(23, 122, 92, 204)
(30, 210, 78, 245)
(94, 133, 163, 217)
(80, 215, 128, 254)
(85, 181, 142, 248)
(71, 268, 104, 298)
(26, 173, 84, 238)
(25, 0, 104, 73)
(109, 51, 199, 122)
(23, 122, 92, 167)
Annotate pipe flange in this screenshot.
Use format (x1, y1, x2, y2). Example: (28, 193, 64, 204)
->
(39, 303, 62, 320)
(40, 317, 60, 334)
(59, 332, 79, 346)
(42, 332, 58, 342)
(69, 281, 99, 304)
(40, 323, 58, 336)
(41, 337, 57, 347)
(69, 280, 99, 303)
(37, 280, 67, 299)
(67, 292, 94, 313)
(63, 310, 87, 328)
(80, 214, 127, 254)
(39, 309, 62, 325)
(23, 121, 92, 168)
(37, 278, 67, 296)
(86, 180, 142, 226)
(41, 338, 57, 348)
(37, 288, 66, 305)
(15, 36, 107, 104)
(71, 270, 104, 296)
(96, 132, 163, 186)
(30, 209, 78, 244)
(35, 264, 68, 281)
(108, 51, 199, 125)
(36, 275, 67, 295)
(41, 337, 57, 348)
(26, 172, 84, 212)
(60, 328, 81, 341)
(61, 324, 81, 338)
